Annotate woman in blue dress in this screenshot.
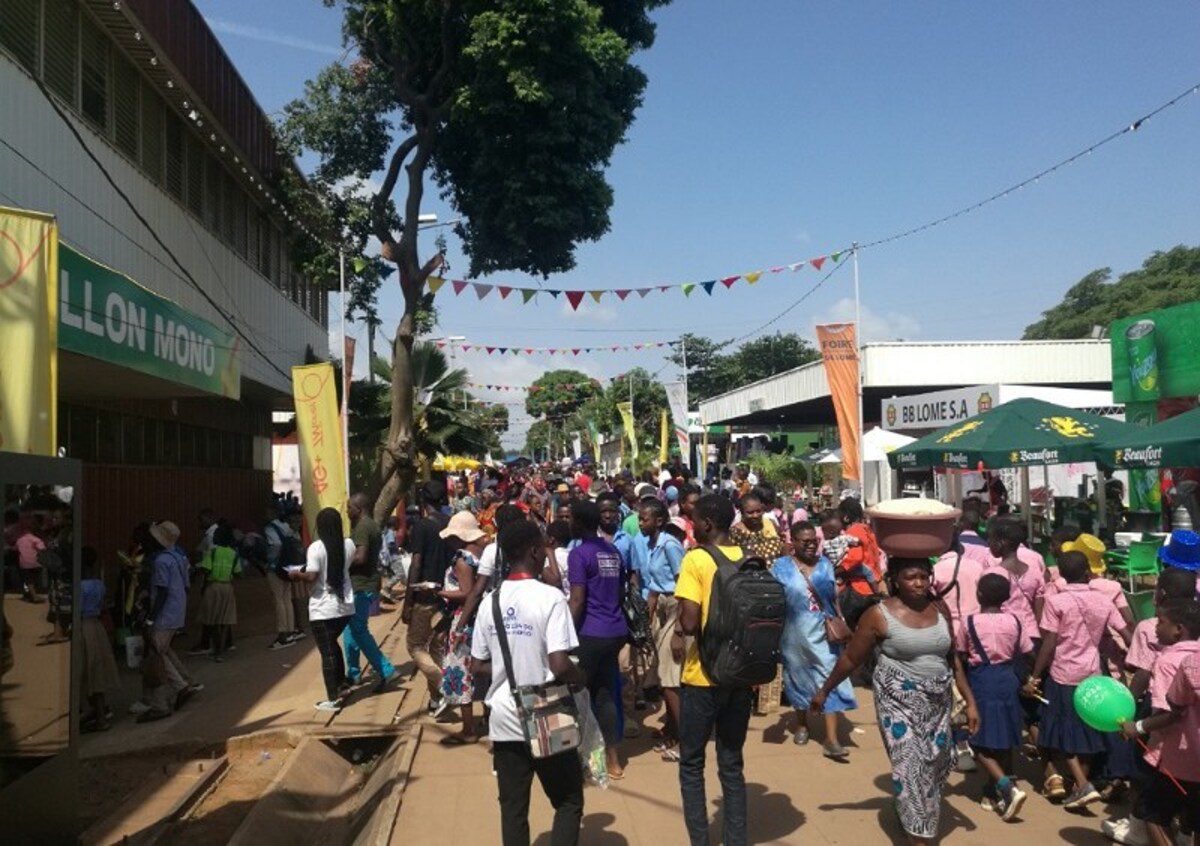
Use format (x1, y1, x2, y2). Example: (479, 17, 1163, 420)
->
(771, 520, 857, 759)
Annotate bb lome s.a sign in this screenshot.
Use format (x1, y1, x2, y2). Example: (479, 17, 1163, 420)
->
(883, 385, 996, 432)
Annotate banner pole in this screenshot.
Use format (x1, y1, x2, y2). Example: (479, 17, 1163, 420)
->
(681, 337, 690, 470)
(339, 250, 350, 495)
(852, 243, 865, 492)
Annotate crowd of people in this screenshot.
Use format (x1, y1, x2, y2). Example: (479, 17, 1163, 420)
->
(6, 459, 1199, 846)
(400, 461, 1200, 846)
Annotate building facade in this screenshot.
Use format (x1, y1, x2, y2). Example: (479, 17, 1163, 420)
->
(1, 0, 329, 557)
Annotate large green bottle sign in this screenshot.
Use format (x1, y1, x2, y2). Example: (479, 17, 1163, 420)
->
(1110, 301, 1200, 512)
(57, 245, 241, 399)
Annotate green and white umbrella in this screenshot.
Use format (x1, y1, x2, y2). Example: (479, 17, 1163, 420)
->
(887, 398, 1129, 470)
(1095, 405, 1200, 469)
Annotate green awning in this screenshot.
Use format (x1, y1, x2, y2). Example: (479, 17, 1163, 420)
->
(888, 398, 1129, 470)
(1094, 405, 1200, 469)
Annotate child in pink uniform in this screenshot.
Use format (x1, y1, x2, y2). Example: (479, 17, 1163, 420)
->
(1024, 551, 1133, 810)
(1127, 568, 1200, 683)
(986, 518, 1046, 642)
(956, 573, 1033, 821)
(1122, 601, 1200, 846)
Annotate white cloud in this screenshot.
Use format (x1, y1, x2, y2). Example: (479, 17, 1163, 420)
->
(558, 297, 618, 323)
(206, 19, 342, 57)
(812, 297, 922, 343)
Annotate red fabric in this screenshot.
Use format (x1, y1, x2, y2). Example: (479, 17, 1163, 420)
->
(841, 522, 882, 596)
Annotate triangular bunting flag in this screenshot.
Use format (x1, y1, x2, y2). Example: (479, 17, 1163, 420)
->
(681, 283, 696, 297)
(721, 275, 740, 287)
(525, 349, 535, 355)
(498, 286, 513, 299)
(659, 285, 671, 293)
(461, 344, 472, 352)
(830, 252, 842, 263)
(572, 349, 581, 356)
(486, 347, 496, 354)
(810, 256, 827, 270)
(472, 283, 492, 300)
(637, 288, 653, 298)
(788, 262, 805, 272)
(435, 341, 447, 348)
(498, 348, 508, 354)
(616, 289, 631, 301)
(520, 289, 536, 304)
(565, 291, 585, 310)
(769, 266, 785, 274)
(589, 291, 604, 303)
(634, 344, 644, 351)
(546, 290, 560, 299)
(611, 346, 620, 352)
(700, 281, 716, 296)
(743, 272, 762, 284)
(451, 280, 468, 295)
(427, 276, 447, 294)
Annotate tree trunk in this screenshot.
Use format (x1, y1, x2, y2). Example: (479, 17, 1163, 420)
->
(372, 286, 417, 524)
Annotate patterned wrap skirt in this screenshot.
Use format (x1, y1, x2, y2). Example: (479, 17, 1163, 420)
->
(873, 658, 955, 840)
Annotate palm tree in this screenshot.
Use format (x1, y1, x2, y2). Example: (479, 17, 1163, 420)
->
(347, 341, 498, 489)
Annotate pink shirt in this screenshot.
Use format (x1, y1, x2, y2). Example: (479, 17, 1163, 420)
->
(1143, 647, 1200, 782)
(1040, 584, 1125, 685)
(983, 554, 1046, 636)
(1149, 639, 1200, 711)
(1126, 618, 1160, 673)
(16, 533, 45, 569)
(955, 612, 1034, 667)
(1045, 575, 1130, 611)
(933, 545, 993, 628)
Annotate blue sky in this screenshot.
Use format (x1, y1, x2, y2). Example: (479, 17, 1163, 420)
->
(197, 1, 1200, 446)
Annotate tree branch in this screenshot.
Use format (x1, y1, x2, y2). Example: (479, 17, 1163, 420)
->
(372, 134, 420, 244)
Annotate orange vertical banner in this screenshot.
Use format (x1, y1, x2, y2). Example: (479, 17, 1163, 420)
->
(816, 323, 861, 482)
(342, 336, 356, 417)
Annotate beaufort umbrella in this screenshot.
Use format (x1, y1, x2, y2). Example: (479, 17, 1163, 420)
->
(887, 398, 1129, 471)
(1095, 405, 1200, 469)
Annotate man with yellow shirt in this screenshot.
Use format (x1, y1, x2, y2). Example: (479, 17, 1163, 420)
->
(675, 494, 752, 846)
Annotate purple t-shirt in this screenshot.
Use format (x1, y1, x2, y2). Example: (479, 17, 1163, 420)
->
(567, 536, 629, 639)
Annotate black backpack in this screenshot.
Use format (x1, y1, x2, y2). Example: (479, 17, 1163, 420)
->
(266, 523, 303, 577)
(698, 545, 785, 687)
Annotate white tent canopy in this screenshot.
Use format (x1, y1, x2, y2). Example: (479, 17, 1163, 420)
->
(819, 427, 916, 505)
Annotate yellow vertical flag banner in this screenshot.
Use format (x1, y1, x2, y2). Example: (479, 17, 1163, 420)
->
(292, 363, 349, 539)
(0, 207, 58, 455)
(816, 323, 861, 482)
(617, 401, 638, 460)
(659, 408, 669, 464)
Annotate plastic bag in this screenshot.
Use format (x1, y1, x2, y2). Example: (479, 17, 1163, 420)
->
(573, 689, 608, 789)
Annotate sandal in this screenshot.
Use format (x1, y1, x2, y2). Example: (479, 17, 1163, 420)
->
(1043, 774, 1067, 801)
(661, 747, 680, 762)
(439, 733, 480, 746)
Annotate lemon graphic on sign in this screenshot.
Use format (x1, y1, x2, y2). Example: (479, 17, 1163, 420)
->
(1010, 451, 1020, 463)
(1115, 450, 1123, 464)
(1038, 416, 1095, 439)
(936, 419, 982, 444)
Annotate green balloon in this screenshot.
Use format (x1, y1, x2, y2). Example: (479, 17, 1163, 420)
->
(1073, 675, 1136, 733)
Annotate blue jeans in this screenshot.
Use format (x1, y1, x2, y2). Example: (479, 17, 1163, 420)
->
(679, 685, 752, 846)
(343, 591, 394, 682)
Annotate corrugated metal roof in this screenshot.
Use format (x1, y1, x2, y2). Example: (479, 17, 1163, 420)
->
(698, 340, 1113, 425)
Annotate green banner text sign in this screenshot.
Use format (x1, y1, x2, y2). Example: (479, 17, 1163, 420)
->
(57, 245, 240, 399)
(1111, 301, 1200, 404)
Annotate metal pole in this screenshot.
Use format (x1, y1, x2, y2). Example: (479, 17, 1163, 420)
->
(339, 250, 350, 495)
(852, 244, 865, 494)
(681, 337, 690, 471)
(629, 373, 635, 472)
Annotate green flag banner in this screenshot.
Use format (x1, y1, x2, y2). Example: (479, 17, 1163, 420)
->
(58, 245, 240, 399)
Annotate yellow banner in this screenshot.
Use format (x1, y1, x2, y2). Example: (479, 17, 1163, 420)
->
(659, 408, 669, 464)
(292, 363, 349, 538)
(617, 401, 638, 460)
(0, 207, 58, 455)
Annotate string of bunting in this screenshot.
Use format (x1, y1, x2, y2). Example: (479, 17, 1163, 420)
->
(468, 379, 603, 393)
(438, 339, 677, 356)
(426, 251, 849, 310)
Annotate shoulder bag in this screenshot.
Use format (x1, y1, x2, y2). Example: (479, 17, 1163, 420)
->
(797, 562, 852, 646)
(491, 587, 581, 758)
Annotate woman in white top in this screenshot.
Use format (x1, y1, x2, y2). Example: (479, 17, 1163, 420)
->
(290, 507, 355, 711)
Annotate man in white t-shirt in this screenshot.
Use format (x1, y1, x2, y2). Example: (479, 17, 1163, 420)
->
(471, 520, 584, 846)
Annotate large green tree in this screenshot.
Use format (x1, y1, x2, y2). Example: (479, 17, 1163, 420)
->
(284, 0, 667, 521)
(1023, 246, 1200, 339)
(669, 331, 821, 406)
(525, 369, 602, 421)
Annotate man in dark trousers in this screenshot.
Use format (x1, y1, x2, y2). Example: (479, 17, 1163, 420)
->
(402, 481, 452, 714)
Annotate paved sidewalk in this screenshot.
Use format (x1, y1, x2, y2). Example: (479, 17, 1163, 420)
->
(395, 691, 1114, 845)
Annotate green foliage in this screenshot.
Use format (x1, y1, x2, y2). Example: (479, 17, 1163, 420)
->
(747, 450, 808, 490)
(347, 342, 502, 489)
(525, 369, 603, 420)
(1023, 246, 1200, 339)
(669, 332, 821, 406)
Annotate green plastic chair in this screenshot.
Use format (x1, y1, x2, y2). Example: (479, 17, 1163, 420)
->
(1107, 539, 1162, 592)
(1124, 590, 1156, 623)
